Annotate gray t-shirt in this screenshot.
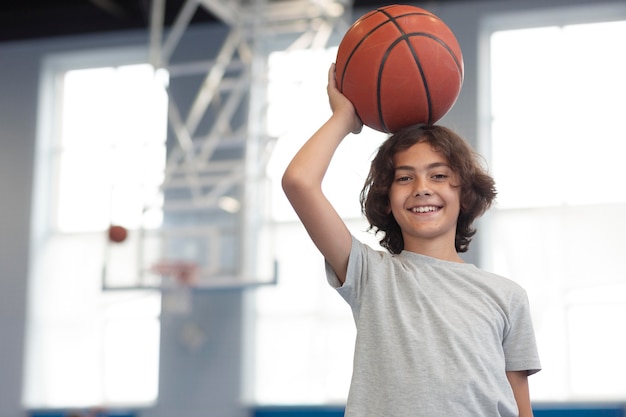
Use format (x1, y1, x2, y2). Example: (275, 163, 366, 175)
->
(326, 236, 541, 417)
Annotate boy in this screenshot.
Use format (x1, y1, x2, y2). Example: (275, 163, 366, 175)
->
(282, 64, 541, 416)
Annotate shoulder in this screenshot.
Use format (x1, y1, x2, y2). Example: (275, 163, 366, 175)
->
(476, 268, 529, 298)
(349, 236, 394, 265)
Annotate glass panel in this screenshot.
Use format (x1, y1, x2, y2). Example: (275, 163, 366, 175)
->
(568, 302, 626, 398)
(56, 64, 168, 232)
(491, 22, 626, 209)
(104, 318, 160, 403)
(255, 47, 386, 405)
(25, 60, 166, 407)
(487, 19, 626, 401)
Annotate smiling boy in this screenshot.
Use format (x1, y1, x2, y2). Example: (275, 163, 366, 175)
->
(282, 65, 541, 416)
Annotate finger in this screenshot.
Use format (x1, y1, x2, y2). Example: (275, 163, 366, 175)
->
(328, 63, 337, 88)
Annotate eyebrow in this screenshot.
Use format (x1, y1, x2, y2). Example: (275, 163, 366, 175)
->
(394, 162, 450, 171)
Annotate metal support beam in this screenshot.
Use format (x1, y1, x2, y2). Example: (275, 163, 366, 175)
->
(112, 0, 354, 290)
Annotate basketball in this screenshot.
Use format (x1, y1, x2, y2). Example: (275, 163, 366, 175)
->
(108, 225, 128, 243)
(335, 5, 464, 133)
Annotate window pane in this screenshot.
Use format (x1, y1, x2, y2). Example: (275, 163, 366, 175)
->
(25, 60, 167, 407)
(487, 18, 626, 401)
(491, 22, 626, 209)
(568, 302, 626, 398)
(104, 318, 161, 403)
(57, 64, 168, 232)
(255, 47, 386, 405)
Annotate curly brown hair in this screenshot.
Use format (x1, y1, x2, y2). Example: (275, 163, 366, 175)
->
(360, 124, 496, 254)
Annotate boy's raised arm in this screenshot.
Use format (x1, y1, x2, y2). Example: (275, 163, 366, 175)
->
(281, 64, 362, 284)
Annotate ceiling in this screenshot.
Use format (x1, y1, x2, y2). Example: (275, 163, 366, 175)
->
(0, 0, 394, 43)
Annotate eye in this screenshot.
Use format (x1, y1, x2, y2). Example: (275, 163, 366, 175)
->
(431, 173, 449, 181)
(395, 175, 412, 183)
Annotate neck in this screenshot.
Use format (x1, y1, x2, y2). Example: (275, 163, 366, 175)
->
(402, 237, 464, 263)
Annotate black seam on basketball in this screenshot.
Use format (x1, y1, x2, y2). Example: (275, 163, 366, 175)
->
(339, 13, 394, 92)
(340, 10, 401, 131)
(379, 8, 433, 125)
(386, 11, 463, 76)
(377, 46, 390, 132)
(387, 12, 434, 19)
(408, 33, 463, 76)
(341, 6, 462, 130)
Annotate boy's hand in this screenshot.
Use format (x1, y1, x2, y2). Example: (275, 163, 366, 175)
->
(328, 64, 363, 135)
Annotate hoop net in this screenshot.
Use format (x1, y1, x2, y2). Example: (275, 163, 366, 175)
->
(150, 260, 200, 287)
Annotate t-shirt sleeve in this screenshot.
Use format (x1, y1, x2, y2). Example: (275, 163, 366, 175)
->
(503, 288, 542, 375)
(325, 235, 370, 320)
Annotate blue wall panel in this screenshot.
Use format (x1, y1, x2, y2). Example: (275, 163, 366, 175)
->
(254, 407, 344, 417)
(253, 405, 626, 417)
(30, 412, 135, 417)
(534, 407, 625, 417)
(31, 405, 626, 417)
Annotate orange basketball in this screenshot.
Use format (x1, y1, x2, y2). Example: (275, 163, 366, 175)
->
(108, 225, 128, 243)
(335, 5, 464, 133)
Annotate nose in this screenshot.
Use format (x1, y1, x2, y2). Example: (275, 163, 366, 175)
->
(413, 177, 432, 196)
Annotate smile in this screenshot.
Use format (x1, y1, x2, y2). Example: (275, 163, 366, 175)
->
(410, 205, 440, 213)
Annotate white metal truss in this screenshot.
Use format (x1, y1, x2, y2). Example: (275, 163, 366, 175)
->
(106, 0, 354, 290)
(148, 0, 351, 210)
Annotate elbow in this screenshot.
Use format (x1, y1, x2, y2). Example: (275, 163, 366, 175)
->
(282, 166, 318, 201)
(281, 169, 295, 195)
(281, 167, 302, 200)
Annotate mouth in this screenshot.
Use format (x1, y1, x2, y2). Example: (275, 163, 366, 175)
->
(409, 205, 441, 213)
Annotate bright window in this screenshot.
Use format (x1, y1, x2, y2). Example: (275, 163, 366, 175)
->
(484, 18, 626, 401)
(25, 56, 168, 407)
(254, 47, 386, 404)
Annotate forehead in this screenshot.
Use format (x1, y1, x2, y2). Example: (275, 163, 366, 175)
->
(393, 141, 449, 167)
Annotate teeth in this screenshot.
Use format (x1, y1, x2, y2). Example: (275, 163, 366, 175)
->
(412, 206, 438, 213)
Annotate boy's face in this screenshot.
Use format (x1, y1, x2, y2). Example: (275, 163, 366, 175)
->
(388, 141, 461, 253)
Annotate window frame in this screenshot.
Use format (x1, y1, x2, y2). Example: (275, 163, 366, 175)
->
(24, 46, 165, 408)
(478, 4, 626, 402)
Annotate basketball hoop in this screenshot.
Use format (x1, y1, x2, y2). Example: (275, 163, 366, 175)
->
(150, 260, 200, 287)
(150, 260, 198, 315)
